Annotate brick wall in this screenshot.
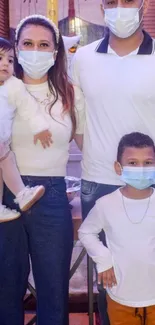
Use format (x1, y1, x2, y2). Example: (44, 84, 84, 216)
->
(143, 0, 155, 38)
(0, 0, 9, 38)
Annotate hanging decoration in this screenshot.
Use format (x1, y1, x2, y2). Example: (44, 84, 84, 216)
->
(47, 0, 58, 26)
(68, 0, 75, 35)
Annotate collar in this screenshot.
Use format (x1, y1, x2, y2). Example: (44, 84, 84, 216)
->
(96, 30, 154, 55)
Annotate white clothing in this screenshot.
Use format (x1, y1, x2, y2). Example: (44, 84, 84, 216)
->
(12, 81, 85, 177)
(0, 76, 49, 143)
(72, 38, 155, 185)
(78, 188, 155, 307)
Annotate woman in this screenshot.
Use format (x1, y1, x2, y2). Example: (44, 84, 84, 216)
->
(0, 14, 84, 325)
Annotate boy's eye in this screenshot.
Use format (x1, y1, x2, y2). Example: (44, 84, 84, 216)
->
(0, 56, 2, 61)
(9, 59, 14, 64)
(128, 161, 136, 165)
(145, 161, 153, 165)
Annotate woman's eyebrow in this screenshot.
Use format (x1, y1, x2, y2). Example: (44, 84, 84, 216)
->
(39, 40, 50, 43)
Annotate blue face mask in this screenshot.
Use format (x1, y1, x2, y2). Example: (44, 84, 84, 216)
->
(121, 166, 155, 190)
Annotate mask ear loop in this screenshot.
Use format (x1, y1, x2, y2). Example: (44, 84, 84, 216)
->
(136, 0, 144, 25)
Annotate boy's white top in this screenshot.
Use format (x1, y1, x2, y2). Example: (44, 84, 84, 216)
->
(12, 80, 85, 177)
(0, 75, 49, 142)
(72, 39, 155, 185)
(79, 188, 155, 307)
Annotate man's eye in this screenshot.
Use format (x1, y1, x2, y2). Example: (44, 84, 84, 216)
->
(107, 1, 115, 4)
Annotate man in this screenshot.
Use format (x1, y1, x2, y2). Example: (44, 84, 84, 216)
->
(72, 0, 155, 324)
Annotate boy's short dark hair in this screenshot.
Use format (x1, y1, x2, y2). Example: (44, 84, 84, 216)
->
(117, 132, 155, 163)
(0, 38, 13, 52)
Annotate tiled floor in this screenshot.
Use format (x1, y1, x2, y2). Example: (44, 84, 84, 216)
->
(25, 313, 90, 325)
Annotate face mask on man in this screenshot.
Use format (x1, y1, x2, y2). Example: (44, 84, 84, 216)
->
(120, 166, 155, 190)
(104, 1, 143, 38)
(18, 50, 55, 80)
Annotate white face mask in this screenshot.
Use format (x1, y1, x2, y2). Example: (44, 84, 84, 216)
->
(18, 50, 55, 80)
(104, 4, 143, 38)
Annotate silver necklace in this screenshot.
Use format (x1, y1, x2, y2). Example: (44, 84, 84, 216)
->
(121, 192, 151, 224)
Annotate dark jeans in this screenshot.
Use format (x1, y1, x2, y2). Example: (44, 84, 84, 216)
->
(81, 179, 119, 325)
(0, 176, 73, 325)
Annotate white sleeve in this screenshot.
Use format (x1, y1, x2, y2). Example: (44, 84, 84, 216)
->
(71, 54, 85, 135)
(78, 201, 113, 273)
(7, 76, 49, 135)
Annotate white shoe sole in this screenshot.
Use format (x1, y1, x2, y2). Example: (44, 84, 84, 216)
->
(21, 186, 45, 212)
(0, 213, 20, 223)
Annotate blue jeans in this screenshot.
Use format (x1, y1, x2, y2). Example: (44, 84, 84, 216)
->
(0, 176, 73, 325)
(81, 179, 119, 325)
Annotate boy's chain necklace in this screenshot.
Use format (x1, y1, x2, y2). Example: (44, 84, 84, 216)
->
(121, 192, 151, 224)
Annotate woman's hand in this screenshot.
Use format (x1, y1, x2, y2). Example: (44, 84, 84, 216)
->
(98, 267, 117, 289)
(34, 130, 52, 148)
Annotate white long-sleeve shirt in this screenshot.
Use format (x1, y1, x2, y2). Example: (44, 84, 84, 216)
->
(0, 76, 49, 142)
(78, 188, 155, 307)
(12, 81, 85, 177)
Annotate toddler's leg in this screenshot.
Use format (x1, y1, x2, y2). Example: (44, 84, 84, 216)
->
(1, 151, 45, 211)
(0, 156, 21, 222)
(0, 168, 3, 203)
(0, 151, 25, 196)
(107, 295, 140, 325)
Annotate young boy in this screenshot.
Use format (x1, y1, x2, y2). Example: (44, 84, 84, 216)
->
(78, 132, 155, 325)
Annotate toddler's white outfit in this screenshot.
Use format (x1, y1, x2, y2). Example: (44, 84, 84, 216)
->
(0, 76, 47, 222)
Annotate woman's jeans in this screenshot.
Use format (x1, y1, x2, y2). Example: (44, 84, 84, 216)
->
(81, 179, 119, 325)
(0, 176, 73, 325)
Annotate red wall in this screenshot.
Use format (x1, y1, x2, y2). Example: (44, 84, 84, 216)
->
(0, 0, 9, 38)
(143, 0, 155, 38)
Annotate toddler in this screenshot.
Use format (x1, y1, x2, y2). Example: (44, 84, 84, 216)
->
(0, 37, 52, 222)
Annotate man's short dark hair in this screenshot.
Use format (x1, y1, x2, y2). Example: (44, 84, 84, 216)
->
(0, 38, 13, 52)
(117, 132, 155, 163)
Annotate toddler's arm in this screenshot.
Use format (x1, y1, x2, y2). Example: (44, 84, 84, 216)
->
(6, 76, 52, 148)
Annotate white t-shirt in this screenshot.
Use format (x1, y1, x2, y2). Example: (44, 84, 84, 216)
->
(12, 81, 84, 177)
(72, 34, 155, 185)
(0, 76, 49, 142)
(79, 188, 155, 307)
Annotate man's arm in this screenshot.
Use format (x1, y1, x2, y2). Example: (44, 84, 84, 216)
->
(74, 134, 83, 151)
(71, 54, 85, 148)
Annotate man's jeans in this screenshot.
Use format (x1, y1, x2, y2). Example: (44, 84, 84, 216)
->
(81, 179, 119, 325)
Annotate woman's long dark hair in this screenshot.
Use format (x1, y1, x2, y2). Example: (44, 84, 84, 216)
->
(15, 17, 76, 137)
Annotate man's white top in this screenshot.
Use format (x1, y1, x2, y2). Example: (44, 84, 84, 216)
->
(79, 188, 155, 307)
(12, 81, 84, 177)
(72, 36, 155, 185)
(0, 76, 49, 142)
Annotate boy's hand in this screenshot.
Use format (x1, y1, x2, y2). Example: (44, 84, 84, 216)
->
(98, 267, 117, 289)
(34, 130, 52, 148)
